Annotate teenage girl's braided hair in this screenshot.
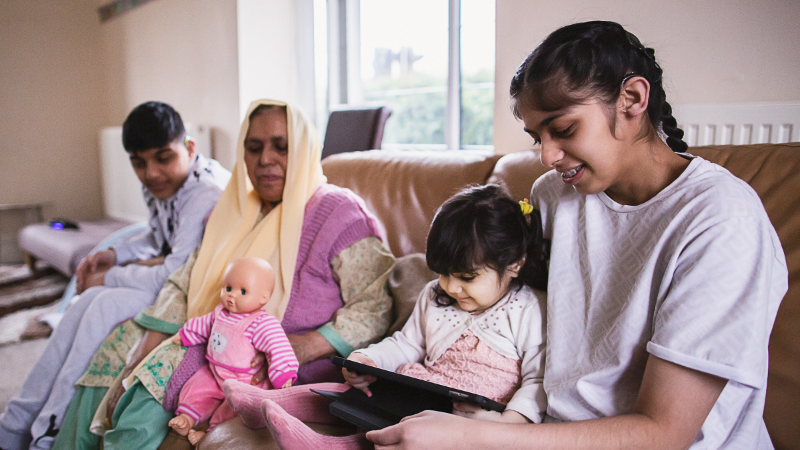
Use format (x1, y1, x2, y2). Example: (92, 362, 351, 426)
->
(509, 21, 687, 153)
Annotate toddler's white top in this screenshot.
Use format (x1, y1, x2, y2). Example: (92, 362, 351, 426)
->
(532, 156, 787, 448)
(356, 281, 547, 422)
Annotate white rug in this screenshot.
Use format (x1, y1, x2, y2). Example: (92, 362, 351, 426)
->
(0, 302, 59, 346)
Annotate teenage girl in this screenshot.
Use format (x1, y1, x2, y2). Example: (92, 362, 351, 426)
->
(365, 20, 787, 449)
(221, 184, 549, 449)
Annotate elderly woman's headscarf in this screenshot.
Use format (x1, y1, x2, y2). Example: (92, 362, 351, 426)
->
(186, 99, 325, 319)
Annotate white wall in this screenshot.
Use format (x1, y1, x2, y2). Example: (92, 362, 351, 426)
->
(493, 0, 800, 154)
(237, 0, 317, 126)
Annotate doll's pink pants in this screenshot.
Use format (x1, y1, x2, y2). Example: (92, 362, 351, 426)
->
(175, 364, 267, 429)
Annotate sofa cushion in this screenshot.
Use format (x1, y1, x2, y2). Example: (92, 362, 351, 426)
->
(387, 253, 436, 335)
(322, 149, 500, 256)
(197, 415, 356, 450)
(487, 150, 550, 201)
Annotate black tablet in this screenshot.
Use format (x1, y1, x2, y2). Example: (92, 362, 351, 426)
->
(310, 356, 505, 431)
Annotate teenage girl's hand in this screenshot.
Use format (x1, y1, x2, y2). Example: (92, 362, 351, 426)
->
(342, 352, 378, 397)
(367, 410, 474, 450)
(452, 402, 530, 424)
(76, 249, 116, 293)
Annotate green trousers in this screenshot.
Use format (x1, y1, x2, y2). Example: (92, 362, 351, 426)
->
(52, 382, 172, 450)
(51, 386, 105, 450)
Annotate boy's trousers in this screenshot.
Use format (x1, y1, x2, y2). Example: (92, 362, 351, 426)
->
(0, 285, 156, 450)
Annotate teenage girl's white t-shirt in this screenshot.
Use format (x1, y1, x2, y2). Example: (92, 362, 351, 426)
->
(531, 156, 787, 448)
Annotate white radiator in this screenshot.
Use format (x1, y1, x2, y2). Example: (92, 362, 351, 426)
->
(98, 123, 212, 223)
(673, 102, 800, 147)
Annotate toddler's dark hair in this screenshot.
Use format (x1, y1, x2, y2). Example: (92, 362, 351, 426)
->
(426, 184, 549, 307)
(122, 101, 186, 154)
(509, 20, 687, 153)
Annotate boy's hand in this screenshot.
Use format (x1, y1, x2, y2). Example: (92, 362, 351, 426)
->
(76, 249, 116, 293)
(81, 270, 108, 292)
(343, 352, 378, 397)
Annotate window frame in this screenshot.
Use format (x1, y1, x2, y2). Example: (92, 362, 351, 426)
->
(320, 0, 493, 151)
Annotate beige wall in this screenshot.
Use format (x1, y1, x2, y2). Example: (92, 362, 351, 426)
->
(494, 0, 800, 154)
(0, 0, 105, 220)
(0, 0, 241, 225)
(99, 0, 241, 169)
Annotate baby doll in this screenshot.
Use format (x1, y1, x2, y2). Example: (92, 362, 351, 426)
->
(168, 257, 299, 445)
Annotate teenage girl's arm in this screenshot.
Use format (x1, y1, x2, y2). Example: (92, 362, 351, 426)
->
(367, 354, 725, 450)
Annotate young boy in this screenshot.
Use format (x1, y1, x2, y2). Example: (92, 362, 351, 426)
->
(75, 101, 231, 295)
(0, 102, 230, 450)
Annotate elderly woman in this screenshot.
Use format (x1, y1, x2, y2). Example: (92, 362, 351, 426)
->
(51, 99, 395, 450)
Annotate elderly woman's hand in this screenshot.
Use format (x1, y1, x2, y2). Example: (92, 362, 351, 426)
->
(288, 331, 335, 366)
(249, 331, 336, 385)
(106, 330, 171, 421)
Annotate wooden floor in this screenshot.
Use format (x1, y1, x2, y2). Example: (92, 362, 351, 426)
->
(0, 337, 47, 412)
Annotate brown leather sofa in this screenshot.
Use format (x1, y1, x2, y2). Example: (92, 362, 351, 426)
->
(200, 143, 800, 450)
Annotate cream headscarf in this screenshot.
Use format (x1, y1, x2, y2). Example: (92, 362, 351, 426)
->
(186, 99, 325, 320)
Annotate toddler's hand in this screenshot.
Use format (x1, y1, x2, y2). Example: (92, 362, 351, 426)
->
(343, 352, 378, 397)
(171, 334, 183, 345)
(280, 379, 293, 389)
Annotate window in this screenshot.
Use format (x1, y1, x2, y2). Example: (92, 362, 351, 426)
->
(314, 0, 495, 150)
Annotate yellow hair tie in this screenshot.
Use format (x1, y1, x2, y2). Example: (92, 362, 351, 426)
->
(519, 198, 534, 215)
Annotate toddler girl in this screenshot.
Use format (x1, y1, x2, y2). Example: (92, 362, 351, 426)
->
(168, 257, 298, 445)
(224, 184, 549, 448)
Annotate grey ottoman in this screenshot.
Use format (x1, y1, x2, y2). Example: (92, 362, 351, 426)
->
(18, 219, 131, 276)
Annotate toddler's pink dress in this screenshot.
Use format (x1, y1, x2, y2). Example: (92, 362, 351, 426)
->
(396, 330, 521, 404)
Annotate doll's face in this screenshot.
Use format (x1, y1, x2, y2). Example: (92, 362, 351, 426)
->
(219, 258, 275, 314)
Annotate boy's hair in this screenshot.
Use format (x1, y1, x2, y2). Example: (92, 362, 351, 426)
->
(426, 184, 549, 307)
(509, 20, 687, 153)
(122, 101, 186, 153)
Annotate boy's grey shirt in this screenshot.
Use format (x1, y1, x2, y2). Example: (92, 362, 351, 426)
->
(104, 153, 231, 294)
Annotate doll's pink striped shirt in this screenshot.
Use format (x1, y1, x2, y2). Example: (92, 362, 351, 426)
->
(179, 306, 299, 388)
